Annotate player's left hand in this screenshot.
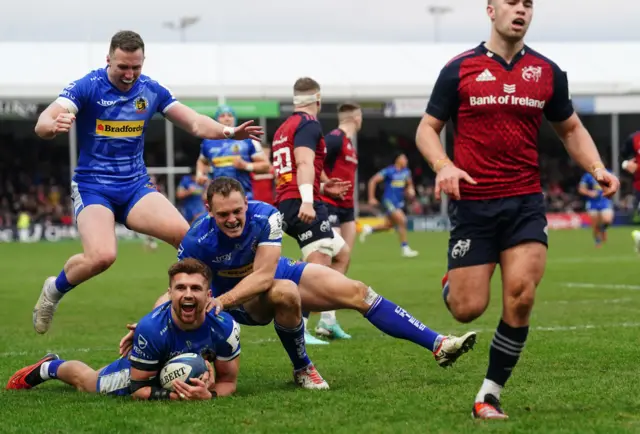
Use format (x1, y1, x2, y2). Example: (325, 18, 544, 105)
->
(323, 178, 351, 199)
(407, 187, 416, 201)
(594, 169, 620, 198)
(205, 296, 223, 315)
(230, 120, 264, 141)
(118, 323, 137, 357)
(173, 378, 213, 400)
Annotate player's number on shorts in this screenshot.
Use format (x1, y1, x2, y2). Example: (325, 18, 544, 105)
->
(273, 148, 292, 176)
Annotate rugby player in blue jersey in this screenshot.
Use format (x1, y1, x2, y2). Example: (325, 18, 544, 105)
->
(121, 177, 477, 389)
(7, 259, 240, 401)
(177, 168, 207, 224)
(361, 154, 419, 257)
(32, 30, 263, 335)
(578, 170, 614, 247)
(195, 105, 272, 199)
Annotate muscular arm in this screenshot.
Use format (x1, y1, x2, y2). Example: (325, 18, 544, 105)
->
(552, 114, 604, 173)
(250, 152, 272, 174)
(368, 173, 384, 202)
(165, 103, 229, 140)
(129, 367, 181, 401)
(416, 115, 450, 169)
(35, 102, 69, 140)
(213, 357, 239, 397)
(294, 147, 316, 192)
(216, 245, 280, 308)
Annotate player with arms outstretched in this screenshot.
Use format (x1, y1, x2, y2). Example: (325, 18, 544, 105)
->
(177, 169, 207, 224)
(361, 153, 419, 258)
(272, 78, 353, 342)
(7, 259, 241, 400)
(196, 105, 272, 199)
(32, 31, 263, 335)
(578, 170, 614, 247)
(415, 0, 619, 419)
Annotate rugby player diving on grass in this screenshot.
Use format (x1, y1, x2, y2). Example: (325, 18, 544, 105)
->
(7, 259, 240, 401)
(119, 176, 478, 389)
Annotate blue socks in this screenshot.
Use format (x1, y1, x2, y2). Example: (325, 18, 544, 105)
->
(274, 320, 312, 371)
(55, 270, 75, 294)
(365, 295, 442, 352)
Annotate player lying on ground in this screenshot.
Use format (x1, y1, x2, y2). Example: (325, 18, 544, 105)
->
(32, 30, 263, 335)
(415, 0, 620, 420)
(578, 170, 614, 247)
(7, 259, 241, 400)
(361, 153, 419, 258)
(119, 177, 478, 388)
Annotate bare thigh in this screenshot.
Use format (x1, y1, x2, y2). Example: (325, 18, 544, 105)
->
(447, 263, 497, 323)
(77, 205, 117, 260)
(125, 192, 190, 248)
(339, 221, 357, 250)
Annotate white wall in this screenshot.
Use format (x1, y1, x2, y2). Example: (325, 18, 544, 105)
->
(2, 42, 639, 99)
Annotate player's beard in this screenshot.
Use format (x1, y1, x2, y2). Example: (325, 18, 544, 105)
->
(175, 299, 203, 326)
(222, 220, 243, 237)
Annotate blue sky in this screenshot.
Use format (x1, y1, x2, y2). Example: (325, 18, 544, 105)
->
(1, 0, 638, 43)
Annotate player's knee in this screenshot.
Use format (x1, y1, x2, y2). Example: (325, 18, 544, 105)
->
(347, 280, 370, 313)
(87, 248, 117, 273)
(448, 292, 487, 323)
(268, 280, 302, 311)
(504, 280, 536, 318)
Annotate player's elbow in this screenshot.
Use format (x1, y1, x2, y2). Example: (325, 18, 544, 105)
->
(34, 118, 54, 140)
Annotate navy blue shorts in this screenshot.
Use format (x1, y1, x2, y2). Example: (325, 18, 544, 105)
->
(447, 193, 548, 270)
(326, 204, 355, 227)
(226, 257, 307, 326)
(278, 199, 333, 248)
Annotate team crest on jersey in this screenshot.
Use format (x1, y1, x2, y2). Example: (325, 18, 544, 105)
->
(231, 143, 240, 153)
(522, 66, 542, 82)
(134, 96, 148, 113)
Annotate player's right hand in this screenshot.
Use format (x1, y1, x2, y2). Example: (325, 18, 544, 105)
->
(435, 164, 477, 200)
(203, 360, 216, 392)
(232, 120, 264, 142)
(118, 323, 137, 357)
(298, 202, 316, 224)
(205, 297, 223, 315)
(195, 174, 209, 185)
(173, 378, 213, 400)
(594, 169, 620, 198)
(53, 113, 75, 134)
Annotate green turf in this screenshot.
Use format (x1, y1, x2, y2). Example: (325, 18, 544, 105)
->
(2, 228, 640, 433)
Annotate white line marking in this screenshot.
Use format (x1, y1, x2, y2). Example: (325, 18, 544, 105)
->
(562, 283, 640, 290)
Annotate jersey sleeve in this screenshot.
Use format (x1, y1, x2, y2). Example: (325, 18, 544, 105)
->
(177, 176, 190, 190)
(213, 314, 241, 361)
(154, 81, 179, 114)
(177, 234, 199, 260)
(578, 173, 591, 189)
(425, 62, 461, 122)
(324, 132, 343, 171)
(377, 167, 390, 181)
(55, 76, 92, 114)
(257, 208, 283, 247)
(249, 140, 264, 158)
(293, 120, 323, 151)
(129, 318, 164, 372)
(544, 64, 575, 123)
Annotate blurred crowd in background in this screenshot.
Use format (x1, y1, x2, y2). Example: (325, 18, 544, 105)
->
(1, 117, 637, 229)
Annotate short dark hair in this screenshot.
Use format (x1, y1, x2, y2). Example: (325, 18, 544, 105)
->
(337, 102, 361, 114)
(206, 176, 246, 205)
(168, 258, 212, 287)
(294, 77, 321, 94)
(109, 30, 145, 54)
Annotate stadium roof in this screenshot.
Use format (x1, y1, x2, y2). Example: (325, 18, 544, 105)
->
(3, 41, 640, 100)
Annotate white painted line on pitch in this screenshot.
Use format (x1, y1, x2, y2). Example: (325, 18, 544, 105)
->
(542, 298, 631, 305)
(561, 282, 640, 290)
(2, 323, 640, 359)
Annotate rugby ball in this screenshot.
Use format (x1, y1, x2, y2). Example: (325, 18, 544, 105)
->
(159, 353, 208, 391)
